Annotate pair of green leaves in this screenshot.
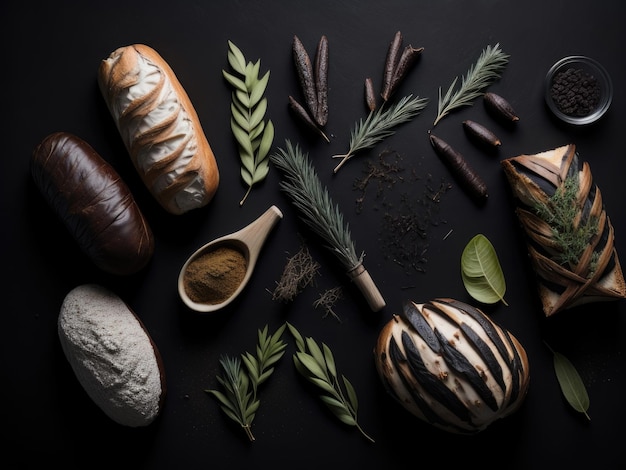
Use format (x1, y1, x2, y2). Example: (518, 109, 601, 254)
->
(461, 233, 507, 305)
(286, 322, 375, 443)
(223, 40, 275, 206)
(205, 324, 287, 441)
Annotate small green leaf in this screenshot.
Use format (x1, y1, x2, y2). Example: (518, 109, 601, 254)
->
(227, 40, 247, 75)
(296, 351, 328, 380)
(250, 71, 270, 107)
(551, 348, 591, 420)
(322, 343, 337, 379)
(461, 233, 508, 305)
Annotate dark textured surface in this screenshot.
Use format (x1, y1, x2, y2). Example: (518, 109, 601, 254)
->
(3, 1, 625, 468)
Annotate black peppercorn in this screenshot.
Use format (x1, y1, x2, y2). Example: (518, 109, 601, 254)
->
(550, 67, 601, 117)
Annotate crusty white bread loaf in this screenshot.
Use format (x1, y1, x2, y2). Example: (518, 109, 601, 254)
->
(98, 44, 219, 215)
(58, 284, 166, 427)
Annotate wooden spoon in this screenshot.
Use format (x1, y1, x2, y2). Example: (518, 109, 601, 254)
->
(178, 205, 283, 313)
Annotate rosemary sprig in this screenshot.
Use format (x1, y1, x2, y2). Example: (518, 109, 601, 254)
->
(332, 94, 428, 173)
(286, 322, 374, 443)
(271, 140, 362, 271)
(533, 174, 598, 272)
(205, 324, 287, 441)
(432, 43, 509, 127)
(223, 40, 275, 206)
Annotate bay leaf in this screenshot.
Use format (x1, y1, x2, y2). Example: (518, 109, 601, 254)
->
(461, 233, 508, 305)
(553, 350, 591, 420)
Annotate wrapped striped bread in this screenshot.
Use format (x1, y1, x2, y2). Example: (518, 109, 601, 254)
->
(374, 298, 530, 434)
(98, 44, 219, 215)
(501, 144, 625, 316)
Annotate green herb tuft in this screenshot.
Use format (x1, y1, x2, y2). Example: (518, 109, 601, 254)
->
(533, 175, 598, 274)
(206, 324, 287, 441)
(433, 43, 509, 127)
(286, 322, 374, 443)
(223, 40, 275, 206)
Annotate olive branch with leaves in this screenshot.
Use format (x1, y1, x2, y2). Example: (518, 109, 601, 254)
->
(223, 40, 275, 206)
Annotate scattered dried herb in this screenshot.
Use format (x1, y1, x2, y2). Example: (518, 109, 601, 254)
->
(205, 324, 287, 441)
(270, 140, 385, 311)
(433, 43, 509, 127)
(354, 150, 450, 276)
(223, 40, 275, 206)
(545, 342, 591, 421)
(286, 322, 375, 443)
(429, 132, 488, 204)
(332, 94, 428, 173)
(314, 286, 343, 322)
(271, 241, 321, 303)
(461, 234, 508, 305)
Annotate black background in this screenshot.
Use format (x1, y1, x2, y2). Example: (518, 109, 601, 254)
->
(3, 1, 625, 468)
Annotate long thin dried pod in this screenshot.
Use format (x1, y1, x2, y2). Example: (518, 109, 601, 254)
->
(270, 140, 386, 312)
(381, 31, 403, 102)
(314, 35, 329, 127)
(293, 35, 318, 123)
(388, 45, 424, 100)
(364, 77, 377, 111)
(288, 96, 330, 143)
(429, 132, 488, 204)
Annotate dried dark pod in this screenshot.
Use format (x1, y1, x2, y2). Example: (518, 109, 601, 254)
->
(462, 119, 501, 149)
(429, 132, 488, 204)
(288, 95, 330, 143)
(484, 92, 519, 123)
(381, 31, 403, 102)
(364, 77, 377, 111)
(314, 35, 329, 126)
(292, 35, 318, 121)
(374, 298, 530, 434)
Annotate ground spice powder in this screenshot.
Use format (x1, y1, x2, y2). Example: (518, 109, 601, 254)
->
(183, 246, 247, 304)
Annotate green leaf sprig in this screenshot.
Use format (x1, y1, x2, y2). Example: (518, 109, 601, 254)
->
(223, 40, 275, 206)
(461, 233, 508, 305)
(433, 43, 509, 127)
(331, 94, 428, 173)
(286, 322, 375, 443)
(545, 342, 591, 421)
(205, 324, 287, 441)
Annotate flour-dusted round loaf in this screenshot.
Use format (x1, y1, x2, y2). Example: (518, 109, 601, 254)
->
(58, 284, 166, 427)
(98, 44, 220, 215)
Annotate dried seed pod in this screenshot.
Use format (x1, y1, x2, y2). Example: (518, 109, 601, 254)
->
(388, 45, 424, 99)
(374, 298, 530, 434)
(462, 119, 501, 148)
(364, 77, 377, 111)
(381, 31, 403, 102)
(293, 35, 318, 122)
(288, 95, 330, 143)
(314, 35, 329, 127)
(429, 132, 488, 203)
(484, 92, 519, 123)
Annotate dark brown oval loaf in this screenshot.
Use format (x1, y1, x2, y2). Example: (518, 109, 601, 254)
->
(31, 132, 155, 275)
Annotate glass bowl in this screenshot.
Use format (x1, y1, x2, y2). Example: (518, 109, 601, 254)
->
(544, 56, 613, 126)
